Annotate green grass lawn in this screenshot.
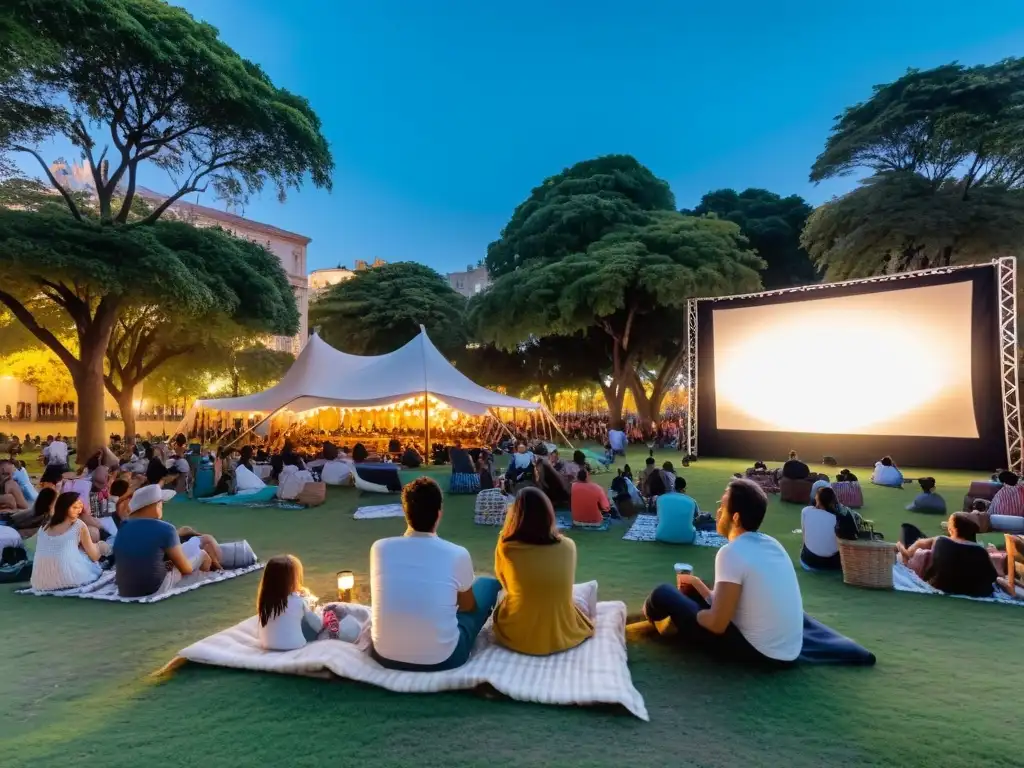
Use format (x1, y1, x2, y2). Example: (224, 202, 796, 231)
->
(2, 448, 1022, 767)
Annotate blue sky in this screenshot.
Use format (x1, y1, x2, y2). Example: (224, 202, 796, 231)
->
(30, 1, 1024, 273)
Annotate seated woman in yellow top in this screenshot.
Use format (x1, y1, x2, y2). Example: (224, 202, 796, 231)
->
(492, 487, 594, 656)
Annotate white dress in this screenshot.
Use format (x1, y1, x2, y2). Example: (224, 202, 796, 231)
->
(30, 520, 103, 591)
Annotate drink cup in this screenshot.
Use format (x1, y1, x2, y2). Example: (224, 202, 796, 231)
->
(674, 563, 692, 575)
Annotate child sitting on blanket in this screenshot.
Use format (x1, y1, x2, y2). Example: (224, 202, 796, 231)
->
(257, 555, 360, 651)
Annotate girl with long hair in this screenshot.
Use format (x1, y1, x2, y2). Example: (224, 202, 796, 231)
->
(257, 555, 358, 651)
(492, 488, 594, 656)
(30, 492, 104, 591)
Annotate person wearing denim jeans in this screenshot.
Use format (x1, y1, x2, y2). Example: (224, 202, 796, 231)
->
(370, 476, 501, 671)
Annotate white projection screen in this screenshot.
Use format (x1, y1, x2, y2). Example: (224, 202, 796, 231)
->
(712, 281, 978, 438)
(694, 266, 1007, 470)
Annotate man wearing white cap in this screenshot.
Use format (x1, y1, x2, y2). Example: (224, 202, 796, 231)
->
(112, 484, 210, 597)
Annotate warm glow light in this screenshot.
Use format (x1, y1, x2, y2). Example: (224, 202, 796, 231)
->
(337, 570, 355, 591)
(712, 282, 978, 438)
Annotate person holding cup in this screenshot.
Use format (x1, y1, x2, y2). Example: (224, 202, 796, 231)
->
(643, 478, 804, 664)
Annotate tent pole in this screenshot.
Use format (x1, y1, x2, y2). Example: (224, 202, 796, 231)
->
(488, 408, 516, 445)
(543, 406, 574, 450)
(424, 393, 430, 460)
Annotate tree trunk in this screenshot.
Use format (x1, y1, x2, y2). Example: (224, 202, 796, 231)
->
(116, 387, 137, 441)
(73, 349, 108, 463)
(600, 377, 628, 426)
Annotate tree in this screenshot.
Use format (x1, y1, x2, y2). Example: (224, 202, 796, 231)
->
(311, 262, 468, 357)
(684, 188, 818, 289)
(803, 59, 1024, 279)
(485, 154, 675, 278)
(0, 0, 332, 453)
(473, 158, 764, 425)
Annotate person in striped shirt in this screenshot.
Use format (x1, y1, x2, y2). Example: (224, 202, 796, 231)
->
(989, 471, 1024, 519)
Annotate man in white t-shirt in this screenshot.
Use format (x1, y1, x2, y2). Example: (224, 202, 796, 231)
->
(643, 477, 804, 664)
(370, 476, 500, 671)
(43, 436, 69, 469)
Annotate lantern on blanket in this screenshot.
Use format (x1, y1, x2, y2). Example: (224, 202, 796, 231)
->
(336, 570, 355, 602)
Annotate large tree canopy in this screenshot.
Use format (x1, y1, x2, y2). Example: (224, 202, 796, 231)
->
(310, 262, 467, 357)
(0, 0, 332, 453)
(474, 157, 763, 423)
(684, 188, 818, 289)
(485, 154, 675, 278)
(804, 58, 1024, 280)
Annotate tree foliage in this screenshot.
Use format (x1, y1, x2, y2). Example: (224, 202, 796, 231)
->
(804, 59, 1024, 280)
(0, 0, 331, 452)
(473, 156, 763, 423)
(310, 262, 468, 357)
(684, 188, 818, 289)
(485, 154, 675, 278)
(0, 347, 75, 403)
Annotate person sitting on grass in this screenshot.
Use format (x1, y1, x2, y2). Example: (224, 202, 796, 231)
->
(113, 484, 210, 598)
(492, 487, 594, 656)
(534, 446, 571, 509)
(989, 470, 1024, 518)
(643, 478, 804, 664)
(782, 451, 810, 481)
(808, 474, 831, 506)
(655, 476, 699, 545)
(29, 492, 105, 592)
(570, 467, 610, 525)
(871, 456, 903, 488)
(257, 554, 360, 651)
(1, 485, 56, 539)
(899, 513, 999, 597)
(661, 461, 677, 488)
(504, 443, 535, 487)
(906, 477, 946, 514)
(800, 487, 859, 571)
(370, 477, 500, 671)
(0, 459, 30, 514)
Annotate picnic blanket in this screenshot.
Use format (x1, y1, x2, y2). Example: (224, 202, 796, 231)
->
(555, 515, 612, 532)
(197, 487, 303, 510)
(892, 563, 1023, 605)
(621, 514, 727, 547)
(168, 595, 648, 720)
(16, 562, 264, 604)
(353, 504, 405, 520)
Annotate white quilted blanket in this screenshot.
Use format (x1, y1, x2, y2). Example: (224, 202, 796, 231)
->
(173, 598, 648, 720)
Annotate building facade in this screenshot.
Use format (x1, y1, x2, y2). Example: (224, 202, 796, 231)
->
(447, 265, 490, 297)
(49, 162, 311, 355)
(309, 259, 388, 298)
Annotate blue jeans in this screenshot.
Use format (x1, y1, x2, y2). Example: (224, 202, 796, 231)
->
(373, 577, 501, 671)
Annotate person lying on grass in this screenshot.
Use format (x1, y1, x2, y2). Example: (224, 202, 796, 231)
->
(492, 487, 594, 656)
(370, 476, 500, 671)
(899, 513, 1000, 597)
(643, 478, 804, 665)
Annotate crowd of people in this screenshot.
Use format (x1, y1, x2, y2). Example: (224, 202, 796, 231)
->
(257, 473, 807, 666)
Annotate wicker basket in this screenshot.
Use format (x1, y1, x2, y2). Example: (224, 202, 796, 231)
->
(838, 539, 897, 589)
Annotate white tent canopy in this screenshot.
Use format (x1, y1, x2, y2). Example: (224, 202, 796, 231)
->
(193, 328, 542, 417)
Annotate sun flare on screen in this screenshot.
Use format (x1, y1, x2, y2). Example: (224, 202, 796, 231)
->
(712, 281, 979, 438)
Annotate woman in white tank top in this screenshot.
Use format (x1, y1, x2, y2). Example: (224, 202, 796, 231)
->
(30, 492, 104, 591)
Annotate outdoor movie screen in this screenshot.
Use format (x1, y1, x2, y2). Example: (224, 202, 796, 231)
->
(710, 280, 978, 439)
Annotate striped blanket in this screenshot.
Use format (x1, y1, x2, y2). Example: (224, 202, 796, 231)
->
(892, 563, 1023, 606)
(621, 514, 728, 547)
(169, 593, 648, 720)
(16, 562, 264, 604)
(353, 504, 405, 520)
